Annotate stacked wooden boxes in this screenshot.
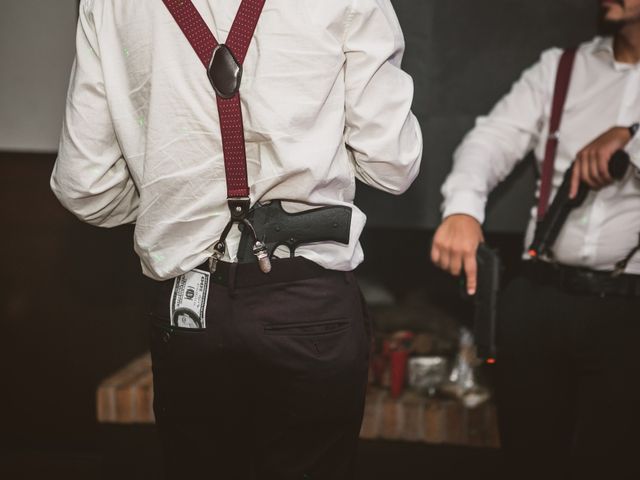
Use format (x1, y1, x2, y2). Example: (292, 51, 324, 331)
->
(97, 353, 155, 424)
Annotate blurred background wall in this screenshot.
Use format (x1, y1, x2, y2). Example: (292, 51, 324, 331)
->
(0, 0, 77, 151)
(359, 0, 599, 231)
(0, 0, 599, 467)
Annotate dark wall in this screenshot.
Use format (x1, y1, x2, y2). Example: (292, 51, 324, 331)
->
(0, 153, 149, 451)
(357, 0, 600, 232)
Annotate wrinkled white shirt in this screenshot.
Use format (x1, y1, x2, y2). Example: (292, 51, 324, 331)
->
(51, 0, 422, 280)
(442, 36, 640, 274)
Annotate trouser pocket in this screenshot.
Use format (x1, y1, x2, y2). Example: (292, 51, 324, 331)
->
(263, 318, 351, 336)
(149, 317, 211, 421)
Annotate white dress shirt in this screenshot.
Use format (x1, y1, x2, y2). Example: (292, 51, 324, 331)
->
(442, 36, 640, 274)
(51, 0, 422, 280)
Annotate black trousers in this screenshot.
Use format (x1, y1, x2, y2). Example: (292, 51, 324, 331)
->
(496, 267, 640, 479)
(146, 258, 371, 480)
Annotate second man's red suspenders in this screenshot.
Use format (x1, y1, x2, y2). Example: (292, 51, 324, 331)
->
(536, 47, 577, 221)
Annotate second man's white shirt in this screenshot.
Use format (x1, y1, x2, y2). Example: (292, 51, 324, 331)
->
(442, 36, 640, 274)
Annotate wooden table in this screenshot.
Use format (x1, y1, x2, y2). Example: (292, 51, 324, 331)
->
(97, 353, 500, 448)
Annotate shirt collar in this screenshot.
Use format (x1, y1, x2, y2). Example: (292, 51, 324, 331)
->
(591, 35, 639, 71)
(592, 36, 614, 56)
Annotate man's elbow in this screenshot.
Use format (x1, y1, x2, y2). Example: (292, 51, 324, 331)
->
(382, 135, 424, 195)
(355, 122, 423, 194)
(384, 158, 422, 196)
(51, 188, 112, 227)
(388, 119, 424, 194)
(50, 177, 137, 228)
(356, 154, 422, 195)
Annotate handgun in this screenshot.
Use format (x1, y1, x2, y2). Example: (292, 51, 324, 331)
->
(237, 200, 352, 262)
(528, 149, 630, 259)
(469, 243, 501, 360)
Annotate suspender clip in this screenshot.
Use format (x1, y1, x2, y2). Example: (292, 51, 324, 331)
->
(252, 240, 272, 274)
(209, 240, 227, 274)
(236, 212, 272, 274)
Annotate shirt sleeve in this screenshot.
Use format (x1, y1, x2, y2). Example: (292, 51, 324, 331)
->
(50, 1, 139, 227)
(342, 0, 422, 195)
(625, 129, 640, 173)
(441, 48, 562, 224)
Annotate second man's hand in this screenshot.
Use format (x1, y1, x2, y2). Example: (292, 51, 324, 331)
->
(431, 214, 484, 295)
(569, 126, 632, 198)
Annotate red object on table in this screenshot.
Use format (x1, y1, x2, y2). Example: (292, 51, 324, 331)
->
(370, 332, 415, 396)
(390, 350, 409, 398)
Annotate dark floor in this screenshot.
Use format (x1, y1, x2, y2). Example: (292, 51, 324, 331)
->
(1, 439, 504, 480)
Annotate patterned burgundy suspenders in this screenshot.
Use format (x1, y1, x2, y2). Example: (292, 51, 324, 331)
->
(162, 0, 271, 273)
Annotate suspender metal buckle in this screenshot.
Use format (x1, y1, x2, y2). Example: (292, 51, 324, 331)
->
(209, 198, 272, 275)
(228, 197, 251, 221)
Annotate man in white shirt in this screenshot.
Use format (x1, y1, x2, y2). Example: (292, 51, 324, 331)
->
(51, 0, 422, 478)
(432, 0, 640, 476)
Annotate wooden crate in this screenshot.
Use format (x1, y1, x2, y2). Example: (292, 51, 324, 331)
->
(97, 353, 155, 424)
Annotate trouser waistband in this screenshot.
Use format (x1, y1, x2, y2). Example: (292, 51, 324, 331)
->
(196, 256, 332, 289)
(522, 260, 640, 297)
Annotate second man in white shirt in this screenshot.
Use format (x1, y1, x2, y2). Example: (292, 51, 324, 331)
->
(432, 1, 640, 477)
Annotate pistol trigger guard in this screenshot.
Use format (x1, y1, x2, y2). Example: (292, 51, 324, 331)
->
(268, 243, 281, 259)
(267, 241, 297, 259)
(284, 239, 301, 258)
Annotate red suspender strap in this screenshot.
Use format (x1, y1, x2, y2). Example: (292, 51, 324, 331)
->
(162, 0, 266, 199)
(225, 0, 266, 65)
(536, 47, 577, 220)
(162, 0, 218, 66)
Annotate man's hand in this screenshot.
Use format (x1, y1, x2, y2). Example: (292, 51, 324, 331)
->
(431, 214, 484, 295)
(569, 126, 632, 199)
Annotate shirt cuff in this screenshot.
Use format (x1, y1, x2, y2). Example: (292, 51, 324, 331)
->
(625, 132, 640, 174)
(441, 190, 487, 225)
